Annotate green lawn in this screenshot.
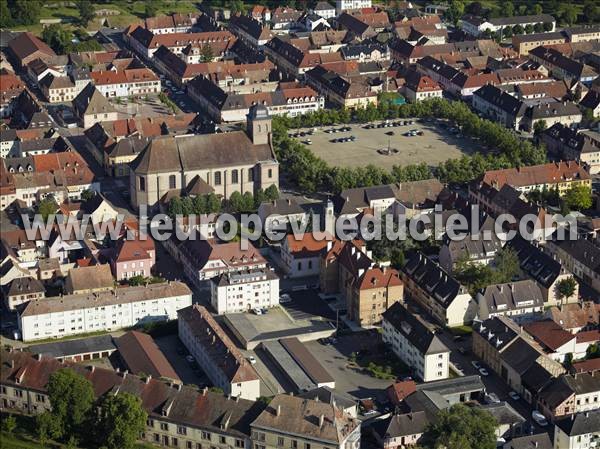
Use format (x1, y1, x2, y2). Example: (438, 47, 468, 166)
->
(352, 344, 411, 380)
(448, 325, 473, 336)
(0, 432, 160, 449)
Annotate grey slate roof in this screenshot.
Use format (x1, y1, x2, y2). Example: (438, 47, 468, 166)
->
(477, 280, 544, 318)
(506, 434, 553, 449)
(479, 401, 525, 426)
(500, 337, 541, 375)
(370, 411, 428, 440)
(6, 276, 44, 297)
(28, 334, 116, 359)
(382, 302, 450, 355)
(473, 316, 520, 351)
(72, 83, 116, 116)
(555, 409, 600, 436)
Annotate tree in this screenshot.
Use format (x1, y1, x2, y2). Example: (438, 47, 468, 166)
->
(168, 197, 183, 217)
(200, 44, 214, 62)
(513, 24, 524, 35)
(36, 411, 63, 444)
(144, 0, 159, 18)
(8, 0, 43, 26)
(494, 247, 520, 283)
(564, 184, 593, 211)
(583, 1, 600, 23)
(524, 24, 534, 34)
(47, 369, 95, 440)
(556, 277, 577, 305)
(96, 393, 147, 449)
(42, 24, 72, 54)
(422, 404, 497, 449)
(543, 22, 554, 31)
(81, 189, 95, 201)
(206, 193, 221, 213)
(2, 414, 17, 435)
(532, 4, 543, 15)
(444, 0, 465, 26)
(0, 0, 13, 27)
(76, 0, 95, 27)
(504, 2, 514, 17)
(502, 26, 513, 38)
(534, 22, 544, 32)
(228, 191, 244, 213)
(560, 4, 578, 25)
(38, 197, 58, 221)
(264, 184, 279, 201)
(533, 119, 547, 135)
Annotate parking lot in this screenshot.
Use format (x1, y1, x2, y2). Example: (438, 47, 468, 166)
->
(292, 119, 486, 169)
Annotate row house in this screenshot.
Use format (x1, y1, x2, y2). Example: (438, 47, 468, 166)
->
(553, 410, 600, 449)
(127, 26, 237, 60)
(305, 65, 378, 108)
(512, 31, 567, 56)
(0, 70, 25, 118)
(461, 14, 556, 37)
(90, 68, 160, 98)
(178, 304, 261, 400)
(480, 160, 591, 197)
(524, 320, 600, 363)
(537, 372, 600, 420)
(529, 46, 598, 85)
(142, 12, 200, 34)
(228, 15, 272, 49)
(541, 124, 600, 175)
(473, 317, 566, 401)
(0, 350, 263, 449)
(188, 76, 323, 122)
(476, 280, 545, 323)
(546, 238, 600, 295)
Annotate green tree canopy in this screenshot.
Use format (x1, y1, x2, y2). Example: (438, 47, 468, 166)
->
(38, 197, 58, 221)
(200, 44, 214, 62)
(556, 277, 577, 304)
(47, 368, 95, 439)
(96, 393, 147, 449)
(422, 404, 497, 449)
(564, 184, 593, 211)
(8, 0, 42, 26)
(77, 0, 95, 27)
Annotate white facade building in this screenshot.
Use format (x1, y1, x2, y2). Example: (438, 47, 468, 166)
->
(210, 269, 280, 314)
(18, 282, 192, 342)
(554, 410, 600, 449)
(382, 302, 450, 382)
(178, 304, 261, 400)
(336, 0, 371, 13)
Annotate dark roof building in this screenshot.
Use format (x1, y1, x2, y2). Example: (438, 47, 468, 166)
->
(115, 331, 180, 382)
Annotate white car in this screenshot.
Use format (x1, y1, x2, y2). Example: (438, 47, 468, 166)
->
(508, 391, 521, 401)
(531, 410, 548, 426)
(252, 308, 263, 315)
(279, 294, 292, 303)
(247, 356, 256, 364)
(471, 360, 481, 370)
(484, 393, 500, 404)
(478, 367, 489, 376)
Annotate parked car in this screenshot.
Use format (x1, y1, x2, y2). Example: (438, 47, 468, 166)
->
(508, 391, 521, 401)
(185, 355, 195, 364)
(484, 393, 500, 404)
(471, 360, 481, 370)
(247, 356, 256, 364)
(279, 294, 292, 303)
(478, 367, 489, 376)
(531, 410, 548, 426)
(252, 308, 263, 315)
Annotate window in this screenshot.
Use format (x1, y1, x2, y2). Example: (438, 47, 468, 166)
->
(177, 426, 187, 435)
(219, 436, 226, 444)
(214, 172, 221, 186)
(248, 168, 254, 182)
(232, 169, 239, 184)
(268, 168, 273, 178)
(160, 423, 169, 431)
(139, 177, 146, 192)
(202, 431, 211, 441)
(169, 175, 177, 189)
(278, 437, 284, 446)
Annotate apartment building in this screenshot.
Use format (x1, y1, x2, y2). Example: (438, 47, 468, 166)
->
(179, 238, 268, 289)
(382, 302, 450, 382)
(336, 0, 372, 14)
(250, 394, 361, 449)
(546, 239, 600, 294)
(210, 269, 280, 314)
(554, 410, 600, 449)
(476, 280, 545, 322)
(461, 14, 555, 37)
(18, 281, 192, 342)
(400, 251, 476, 327)
(178, 305, 260, 400)
(529, 46, 597, 84)
(537, 372, 600, 420)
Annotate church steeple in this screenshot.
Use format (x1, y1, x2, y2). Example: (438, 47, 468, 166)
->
(246, 104, 271, 145)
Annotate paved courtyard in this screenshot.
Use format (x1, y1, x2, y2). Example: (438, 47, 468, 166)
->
(294, 119, 486, 169)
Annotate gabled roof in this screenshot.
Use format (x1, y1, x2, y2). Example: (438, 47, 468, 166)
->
(383, 302, 449, 355)
(72, 83, 116, 116)
(555, 410, 600, 437)
(371, 411, 428, 440)
(65, 264, 114, 293)
(8, 32, 56, 62)
(115, 331, 180, 381)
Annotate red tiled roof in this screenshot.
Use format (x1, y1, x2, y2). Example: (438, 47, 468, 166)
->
(524, 320, 575, 351)
(356, 267, 402, 290)
(571, 358, 600, 374)
(286, 233, 331, 257)
(482, 161, 590, 189)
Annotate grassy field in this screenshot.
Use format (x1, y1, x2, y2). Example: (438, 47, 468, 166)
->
(12, 0, 201, 34)
(0, 431, 160, 449)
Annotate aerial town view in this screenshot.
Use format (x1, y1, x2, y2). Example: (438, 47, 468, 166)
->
(0, 0, 600, 448)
